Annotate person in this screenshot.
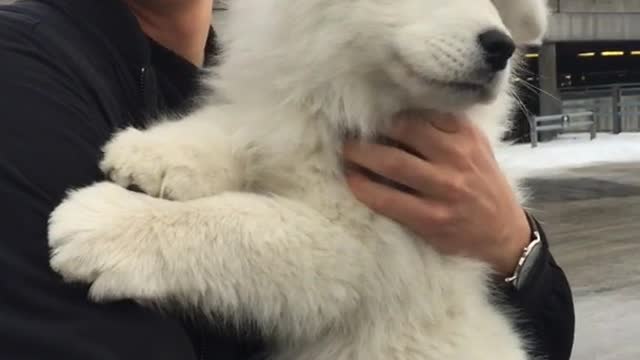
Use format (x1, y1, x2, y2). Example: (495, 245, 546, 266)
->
(0, 0, 575, 359)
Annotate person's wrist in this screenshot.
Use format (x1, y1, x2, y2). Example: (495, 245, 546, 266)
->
(494, 208, 532, 276)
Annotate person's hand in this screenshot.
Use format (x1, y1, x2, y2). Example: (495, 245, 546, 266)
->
(343, 111, 531, 276)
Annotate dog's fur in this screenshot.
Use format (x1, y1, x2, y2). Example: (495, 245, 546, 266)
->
(48, 0, 548, 359)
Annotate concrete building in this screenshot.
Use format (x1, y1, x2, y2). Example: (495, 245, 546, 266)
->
(547, 0, 640, 42)
(530, 0, 640, 135)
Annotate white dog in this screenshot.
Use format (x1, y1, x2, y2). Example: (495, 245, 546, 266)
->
(48, 0, 548, 359)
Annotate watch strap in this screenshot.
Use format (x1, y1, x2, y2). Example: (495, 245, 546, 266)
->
(504, 211, 543, 289)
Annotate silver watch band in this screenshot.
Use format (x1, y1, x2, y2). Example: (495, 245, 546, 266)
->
(504, 211, 543, 289)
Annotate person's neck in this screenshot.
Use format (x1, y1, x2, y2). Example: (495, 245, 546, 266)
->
(125, 0, 213, 66)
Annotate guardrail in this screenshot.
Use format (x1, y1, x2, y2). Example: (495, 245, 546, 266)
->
(529, 111, 597, 148)
(560, 83, 640, 133)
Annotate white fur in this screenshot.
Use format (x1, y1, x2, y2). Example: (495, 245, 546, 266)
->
(48, 0, 548, 359)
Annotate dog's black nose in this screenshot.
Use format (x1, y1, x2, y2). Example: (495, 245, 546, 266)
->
(478, 29, 515, 72)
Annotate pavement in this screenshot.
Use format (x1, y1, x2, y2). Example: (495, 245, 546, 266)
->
(525, 163, 640, 360)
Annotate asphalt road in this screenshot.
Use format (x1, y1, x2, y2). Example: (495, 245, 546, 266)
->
(526, 163, 640, 360)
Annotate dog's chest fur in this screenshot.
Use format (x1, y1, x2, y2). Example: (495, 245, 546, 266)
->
(216, 106, 528, 360)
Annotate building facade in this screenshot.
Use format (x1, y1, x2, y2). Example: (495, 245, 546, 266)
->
(527, 0, 640, 135)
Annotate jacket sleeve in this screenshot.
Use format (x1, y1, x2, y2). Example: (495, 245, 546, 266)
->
(0, 16, 196, 360)
(502, 219, 576, 360)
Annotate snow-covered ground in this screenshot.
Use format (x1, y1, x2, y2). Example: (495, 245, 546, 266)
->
(498, 132, 640, 359)
(572, 288, 640, 360)
(496, 133, 640, 177)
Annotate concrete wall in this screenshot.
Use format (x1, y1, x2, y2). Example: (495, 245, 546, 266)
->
(558, 0, 640, 13)
(548, 0, 640, 41)
(548, 12, 640, 42)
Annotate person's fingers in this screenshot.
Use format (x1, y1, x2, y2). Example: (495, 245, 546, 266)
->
(387, 113, 483, 169)
(387, 112, 466, 160)
(426, 113, 468, 134)
(343, 142, 452, 196)
(345, 170, 451, 235)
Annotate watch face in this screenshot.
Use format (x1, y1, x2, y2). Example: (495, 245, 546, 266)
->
(516, 241, 543, 289)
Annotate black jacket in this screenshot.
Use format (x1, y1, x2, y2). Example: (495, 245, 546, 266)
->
(0, 1, 574, 359)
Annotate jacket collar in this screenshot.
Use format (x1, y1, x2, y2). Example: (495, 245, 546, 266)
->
(34, 0, 151, 69)
(34, 0, 219, 68)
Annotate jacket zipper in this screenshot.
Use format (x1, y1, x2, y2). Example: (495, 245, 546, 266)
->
(199, 326, 207, 360)
(139, 66, 147, 108)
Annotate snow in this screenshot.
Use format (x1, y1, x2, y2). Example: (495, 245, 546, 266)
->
(496, 133, 640, 176)
(572, 289, 640, 360)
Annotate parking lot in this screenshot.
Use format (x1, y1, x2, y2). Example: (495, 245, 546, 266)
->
(526, 163, 640, 360)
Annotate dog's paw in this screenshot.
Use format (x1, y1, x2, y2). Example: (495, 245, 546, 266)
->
(48, 182, 169, 301)
(101, 127, 235, 201)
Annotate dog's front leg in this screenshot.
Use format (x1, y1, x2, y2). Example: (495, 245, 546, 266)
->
(101, 105, 244, 200)
(49, 182, 369, 340)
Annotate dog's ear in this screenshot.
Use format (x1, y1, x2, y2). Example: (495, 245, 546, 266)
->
(492, 0, 549, 45)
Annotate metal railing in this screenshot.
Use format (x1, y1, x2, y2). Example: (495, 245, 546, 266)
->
(560, 82, 640, 133)
(529, 111, 597, 148)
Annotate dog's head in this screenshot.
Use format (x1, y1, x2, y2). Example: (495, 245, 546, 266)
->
(218, 0, 548, 134)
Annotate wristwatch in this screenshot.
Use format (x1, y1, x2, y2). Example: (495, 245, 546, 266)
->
(504, 211, 544, 290)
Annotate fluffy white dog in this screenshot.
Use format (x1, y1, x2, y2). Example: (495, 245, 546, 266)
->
(48, 0, 548, 359)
